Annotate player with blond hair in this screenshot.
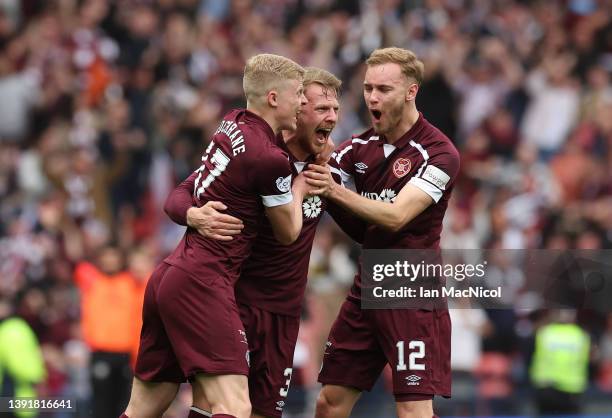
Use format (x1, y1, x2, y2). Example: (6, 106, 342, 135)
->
(122, 54, 308, 418)
(305, 47, 460, 418)
(165, 66, 366, 418)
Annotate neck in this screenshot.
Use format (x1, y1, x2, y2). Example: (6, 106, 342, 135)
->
(247, 104, 279, 133)
(282, 131, 310, 161)
(386, 104, 419, 144)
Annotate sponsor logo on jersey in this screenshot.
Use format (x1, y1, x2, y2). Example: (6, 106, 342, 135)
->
(362, 188, 397, 203)
(276, 400, 285, 411)
(354, 162, 368, 173)
(276, 175, 292, 193)
(393, 158, 412, 178)
(302, 196, 322, 218)
(406, 375, 421, 386)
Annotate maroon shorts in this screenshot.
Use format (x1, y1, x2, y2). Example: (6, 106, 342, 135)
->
(135, 262, 249, 382)
(318, 298, 451, 401)
(238, 302, 300, 418)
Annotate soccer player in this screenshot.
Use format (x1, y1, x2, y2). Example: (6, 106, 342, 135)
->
(122, 54, 309, 418)
(304, 47, 460, 418)
(164, 67, 365, 418)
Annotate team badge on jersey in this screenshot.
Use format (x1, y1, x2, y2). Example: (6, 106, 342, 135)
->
(393, 158, 412, 178)
(302, 196, 322, 218)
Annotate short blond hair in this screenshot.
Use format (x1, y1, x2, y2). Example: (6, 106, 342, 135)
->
(303, 67, 342, 97)
(243, 54, 305, 103)
(366, 47, 424, 85)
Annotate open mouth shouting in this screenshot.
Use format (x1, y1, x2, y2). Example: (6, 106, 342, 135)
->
(315, 126, 333, 144)
(370, 108, 382, 124)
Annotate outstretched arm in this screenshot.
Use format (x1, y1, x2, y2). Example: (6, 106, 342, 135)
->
(304, 164, 433, 232)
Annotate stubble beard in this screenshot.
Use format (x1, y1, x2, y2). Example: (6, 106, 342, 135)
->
(374, 101, 404, 137)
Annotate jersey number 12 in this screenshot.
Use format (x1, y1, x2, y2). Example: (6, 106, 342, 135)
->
(396, 340, 425, 371)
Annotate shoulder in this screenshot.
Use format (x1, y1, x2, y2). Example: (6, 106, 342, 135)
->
(0, 317, 34, 337)
(332, 128, 377, 159)
(349, 128, 379, 149)
(253, 142, 292, 176)
(420, 120, 460, 162)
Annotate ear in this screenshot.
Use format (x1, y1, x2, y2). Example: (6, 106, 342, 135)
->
(267, 90, 279, 108)
(406, 83, 419, 102)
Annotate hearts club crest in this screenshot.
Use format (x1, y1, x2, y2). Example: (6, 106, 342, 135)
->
(393, 158, 411, 178)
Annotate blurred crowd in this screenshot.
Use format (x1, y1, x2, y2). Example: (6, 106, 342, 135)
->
(1, 0, 612, 416)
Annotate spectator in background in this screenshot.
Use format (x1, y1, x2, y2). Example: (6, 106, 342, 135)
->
(521, 52, 581, 160)
(73, 244, 142, 418)
(530, 309, 591, 416)
(0, 0, 611, 416)
(126, 245, 154, 364)
(447, 300, 492, 416)
(598, 314, 612, 392)
(0, 293, 46, 418)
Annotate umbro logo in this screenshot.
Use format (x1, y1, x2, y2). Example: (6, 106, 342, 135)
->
(354, 162, 368, 173)
(405, 375, 421, 386)
(276, 400, 285, 411)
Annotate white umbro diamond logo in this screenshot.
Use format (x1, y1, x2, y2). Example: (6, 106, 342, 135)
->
(406, 375, 421, 386)
(276, 400, 285, 411)
(354, 162, 368, 173)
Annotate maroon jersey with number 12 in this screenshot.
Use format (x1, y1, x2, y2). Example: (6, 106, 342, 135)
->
(319, 113, 460, 401)
(329, 112, 460, 301)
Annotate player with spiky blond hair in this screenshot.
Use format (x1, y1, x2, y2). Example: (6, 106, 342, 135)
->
(122, 54, 308, 418)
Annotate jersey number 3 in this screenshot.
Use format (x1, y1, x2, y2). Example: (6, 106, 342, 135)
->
(396, 340, 425, 371)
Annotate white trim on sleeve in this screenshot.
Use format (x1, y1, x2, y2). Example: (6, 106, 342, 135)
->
(408, 177, 443, 203)
(261, 191, 293, 207)
(339, 168, 353, 184)
(334, 145, 352, 164)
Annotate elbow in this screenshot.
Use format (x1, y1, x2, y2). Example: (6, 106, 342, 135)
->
(275, 234, 296, 245)
(162, 201, 172, 218)
(163, 201, 179, 224)
(385, 214, 409, 233)
(275, 228, 300, 245)
(163, 193, 176, 218)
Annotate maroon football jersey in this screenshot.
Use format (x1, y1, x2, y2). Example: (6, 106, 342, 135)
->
(329, 112, 460, 301)
(164, 132, 355, 317)
(164, 109, 294, 285)
(235, 134, 335, 317)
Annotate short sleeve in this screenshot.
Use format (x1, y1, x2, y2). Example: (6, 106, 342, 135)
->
(408, 146, 460, 203)
(256, 150, 294, 207)
(328, 138, 354, 185)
